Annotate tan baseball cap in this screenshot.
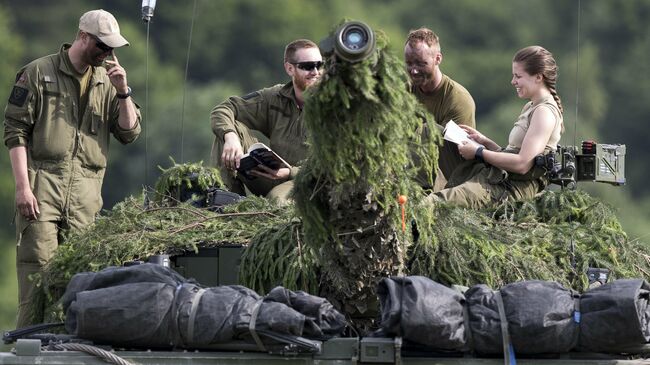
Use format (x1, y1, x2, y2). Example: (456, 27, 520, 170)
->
(79, 9, 129, 48)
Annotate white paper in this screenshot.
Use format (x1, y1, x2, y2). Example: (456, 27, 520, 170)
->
(443, 120, 470, 145)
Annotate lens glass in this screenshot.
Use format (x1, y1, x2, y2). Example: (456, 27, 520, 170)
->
(346, 32, 362, 47)
(342, 27, 367, 50)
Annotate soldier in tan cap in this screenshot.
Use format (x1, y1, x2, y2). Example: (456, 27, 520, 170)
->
(3, 9, 141, 327)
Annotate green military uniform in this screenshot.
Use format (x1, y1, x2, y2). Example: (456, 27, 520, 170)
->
(412, 74, 476, 190)
(3, 44, 141, 327)
(428, 97, 562, 209)
(210, 82, 307, 202)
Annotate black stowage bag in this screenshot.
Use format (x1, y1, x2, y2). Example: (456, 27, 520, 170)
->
(66, 282, 177, 348)
(465, 280, 578, 355)
(63, 264, 346, 349)
(376, 276, 466, 350)
(264, 286, 347, 338)
(578, 279, 650, 352)
(60, 262, 187, 311)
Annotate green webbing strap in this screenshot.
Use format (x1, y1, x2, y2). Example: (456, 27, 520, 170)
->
(249, 299, 266, 352)
(186, 288, 206, 345)
(494, 290, 516, 365)
(395, 336, 403, 365)
(462, 301, 474, 353)
(572, 293, 581, 349)
(508, 165, 547, 181)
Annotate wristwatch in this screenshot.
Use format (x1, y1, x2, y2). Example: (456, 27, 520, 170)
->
(116, 86, 132, 99)
(475, 146, 485, 163)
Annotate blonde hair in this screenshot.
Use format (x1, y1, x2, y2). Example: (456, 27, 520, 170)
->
(405, 27, 440, 53)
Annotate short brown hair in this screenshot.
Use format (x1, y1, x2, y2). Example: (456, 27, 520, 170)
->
(284, 39, 319, 63)
(405, 27, 440, 52)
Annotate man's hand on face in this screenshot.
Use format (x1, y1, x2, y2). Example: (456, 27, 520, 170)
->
(105, 51, 129, 94)
(249, 165, 291, 180)
(222, 132, 245, 170)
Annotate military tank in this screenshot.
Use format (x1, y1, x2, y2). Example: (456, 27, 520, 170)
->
(2, 19, 649, 365)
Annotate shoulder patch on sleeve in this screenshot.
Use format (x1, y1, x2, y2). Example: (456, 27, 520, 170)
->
(241, 91, 260, 100)
(8, 86, 29, 107)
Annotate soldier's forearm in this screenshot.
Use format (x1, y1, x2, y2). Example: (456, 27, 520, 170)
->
(117, 97, 138, 130)
(9, 146, 30, 191)
(211, 105, 238, 139)
(223, 131, 240, 144)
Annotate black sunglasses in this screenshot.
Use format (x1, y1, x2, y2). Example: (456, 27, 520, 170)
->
(89, 34, 113, 53)
(291, 61, 323, 71)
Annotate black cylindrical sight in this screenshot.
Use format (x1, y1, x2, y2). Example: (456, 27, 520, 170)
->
(320, 20, 376, 63)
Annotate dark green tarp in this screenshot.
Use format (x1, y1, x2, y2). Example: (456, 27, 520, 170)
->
(63, 264, 346, 349)
(579, 279, 650, 352)
(377, 276, 650, 355)
(377, 276, 466, 350)
(466, 281, 578, 355)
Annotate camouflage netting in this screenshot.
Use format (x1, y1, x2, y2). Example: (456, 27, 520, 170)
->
(408, 189, 646, 290)
(37, 184, 650, 325)
(36, 193, 298, 323)
(33, 162, 294, 322)
(292, 23, 440, 327)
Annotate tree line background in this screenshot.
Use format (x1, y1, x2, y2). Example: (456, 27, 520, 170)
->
(0, 0, 648, 333)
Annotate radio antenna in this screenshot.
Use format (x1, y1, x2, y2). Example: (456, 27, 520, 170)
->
(569, 0, 582, 272)
(179, 0, 198, 163)
(573, 0, 581, 165)
(142, 0, 157, 23)
(142, 0, 156, 207)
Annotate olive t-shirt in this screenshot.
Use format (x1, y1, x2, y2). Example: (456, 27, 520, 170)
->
(411, 74, 476, 128)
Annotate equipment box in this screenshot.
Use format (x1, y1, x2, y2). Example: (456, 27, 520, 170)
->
(171, 245, 244, 287)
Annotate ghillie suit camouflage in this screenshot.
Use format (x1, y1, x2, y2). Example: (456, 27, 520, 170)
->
(293, 22, 440, 331)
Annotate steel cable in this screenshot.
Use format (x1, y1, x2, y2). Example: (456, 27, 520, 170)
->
(52, 343, 135, 365)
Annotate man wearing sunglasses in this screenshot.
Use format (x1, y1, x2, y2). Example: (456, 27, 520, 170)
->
(3, 9, 140, 327)
(211, 39, 322, 202)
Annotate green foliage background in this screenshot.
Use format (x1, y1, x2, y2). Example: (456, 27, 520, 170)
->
(0, 0, 649, 331)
